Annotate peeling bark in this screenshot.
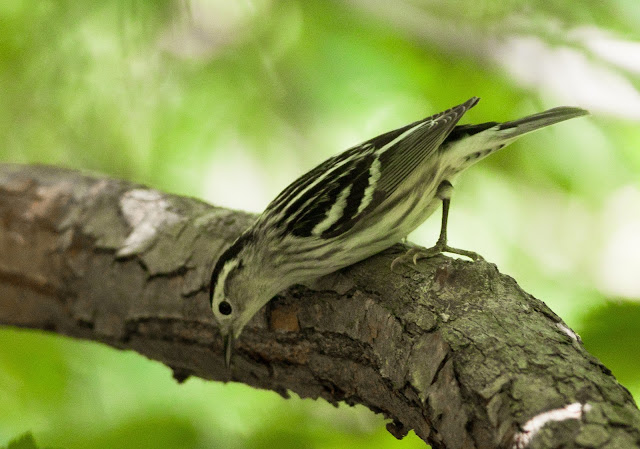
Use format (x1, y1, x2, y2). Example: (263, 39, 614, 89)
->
(0, 163, 639, 449)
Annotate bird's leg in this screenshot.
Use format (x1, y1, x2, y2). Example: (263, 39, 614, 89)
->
(391, 180, 483, 271)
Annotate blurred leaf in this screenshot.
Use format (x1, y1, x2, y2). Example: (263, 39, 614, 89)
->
(53, 414, 199, 449)
(0, 330, 72, 417)
(4, 433, 54, 449)
(579, 301, 640, 398)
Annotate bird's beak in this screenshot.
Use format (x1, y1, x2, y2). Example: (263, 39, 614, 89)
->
(223, 333, 234, 369)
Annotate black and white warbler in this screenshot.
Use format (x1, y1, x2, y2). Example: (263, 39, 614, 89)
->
(210, 97, 588, 366)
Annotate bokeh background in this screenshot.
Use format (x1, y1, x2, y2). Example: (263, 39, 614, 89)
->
(1, 0, 639, 448)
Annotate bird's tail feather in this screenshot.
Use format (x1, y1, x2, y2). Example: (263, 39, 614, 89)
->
(497, 106, 589, 139)
(440, 106, 588, 169)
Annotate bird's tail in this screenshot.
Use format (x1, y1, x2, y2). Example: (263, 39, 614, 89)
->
(496, 106, 589, 139)
(441, 106, 589, 170)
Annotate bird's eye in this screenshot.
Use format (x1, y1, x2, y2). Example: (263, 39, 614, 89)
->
(219, 301, 232, 315)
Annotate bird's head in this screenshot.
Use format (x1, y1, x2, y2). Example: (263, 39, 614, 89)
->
(209, 232, 278, 368)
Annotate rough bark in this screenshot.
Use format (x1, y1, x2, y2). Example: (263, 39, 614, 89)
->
(0, 163, 638, 449)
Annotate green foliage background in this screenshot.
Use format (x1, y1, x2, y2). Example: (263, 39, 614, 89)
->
(1, 1, 639, 448)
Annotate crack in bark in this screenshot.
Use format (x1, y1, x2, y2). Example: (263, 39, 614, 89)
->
(0, 268, 64, 298)
(431, 352, 453, 387)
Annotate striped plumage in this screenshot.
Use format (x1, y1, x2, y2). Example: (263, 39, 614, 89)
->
(210, 97, 588, 366)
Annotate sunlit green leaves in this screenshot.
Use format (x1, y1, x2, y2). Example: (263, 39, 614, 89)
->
(580, 301, 640, 396)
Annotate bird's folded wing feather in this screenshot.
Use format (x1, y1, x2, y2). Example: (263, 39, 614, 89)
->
(258, 97, 479, 239)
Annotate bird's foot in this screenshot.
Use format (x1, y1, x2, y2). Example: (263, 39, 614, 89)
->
(391, 242, 483, 271)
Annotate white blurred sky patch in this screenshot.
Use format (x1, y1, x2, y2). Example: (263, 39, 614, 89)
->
(349, 0, 640, 120)
(202, 138, 271, 212)
(163, 0, 640, 119)
(570, 26, 640, 75)
(492, 36, 640, 120)
(202, 131, 307, 213)
(159, 0, 269, 60)
(598, 186, 640, 299)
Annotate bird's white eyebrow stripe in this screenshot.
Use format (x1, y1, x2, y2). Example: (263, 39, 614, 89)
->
(213, 258, 240, 307)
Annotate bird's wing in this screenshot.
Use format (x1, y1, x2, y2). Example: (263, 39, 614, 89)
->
(259, 97, 479, 239)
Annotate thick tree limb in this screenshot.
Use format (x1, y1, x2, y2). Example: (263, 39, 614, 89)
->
(0, 164, 638, 449)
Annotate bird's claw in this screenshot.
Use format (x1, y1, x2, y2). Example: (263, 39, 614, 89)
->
(390, 243, 483, 271)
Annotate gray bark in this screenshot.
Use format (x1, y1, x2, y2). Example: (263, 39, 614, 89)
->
(0, 163, 638, 449)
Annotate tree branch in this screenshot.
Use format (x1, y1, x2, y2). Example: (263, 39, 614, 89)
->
(0, 164, 638, 449)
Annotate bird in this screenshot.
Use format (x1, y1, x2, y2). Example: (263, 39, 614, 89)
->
(209, 97, 588, 367)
